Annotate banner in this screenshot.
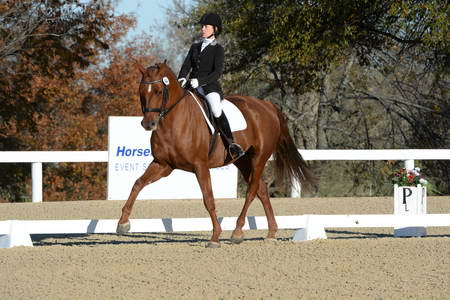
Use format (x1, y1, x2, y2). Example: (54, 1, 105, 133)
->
(107, 116, 238, 200)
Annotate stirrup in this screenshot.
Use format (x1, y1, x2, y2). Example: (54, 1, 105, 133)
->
(229, 143, 245, 159)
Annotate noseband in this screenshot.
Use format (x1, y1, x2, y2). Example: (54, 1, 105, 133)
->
(140, 77, 186, 120)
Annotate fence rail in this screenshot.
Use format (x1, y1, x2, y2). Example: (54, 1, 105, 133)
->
(1, 151, 108, 203)
(2, 213, 450, 247)
(1, 149, 449, 202)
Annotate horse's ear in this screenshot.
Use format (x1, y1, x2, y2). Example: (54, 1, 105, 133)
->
(163, 59, 168, 64)
(133, 58, 146, 75)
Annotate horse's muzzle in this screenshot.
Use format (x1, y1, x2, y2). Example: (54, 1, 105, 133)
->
(141, 118, 158, 131)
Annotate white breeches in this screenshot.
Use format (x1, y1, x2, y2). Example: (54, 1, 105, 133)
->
(198, 87, 222, 118)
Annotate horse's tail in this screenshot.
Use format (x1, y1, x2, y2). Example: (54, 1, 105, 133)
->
(274, 108, 317, 192)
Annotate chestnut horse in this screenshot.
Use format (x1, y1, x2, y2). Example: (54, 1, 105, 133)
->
(117, 62, 315, 248)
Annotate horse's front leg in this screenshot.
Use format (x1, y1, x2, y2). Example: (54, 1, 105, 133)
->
(194, 165, 222, 248)
(116, 161, 172, 234)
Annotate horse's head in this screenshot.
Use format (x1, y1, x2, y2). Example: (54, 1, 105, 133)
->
(137, 61, 181, 131)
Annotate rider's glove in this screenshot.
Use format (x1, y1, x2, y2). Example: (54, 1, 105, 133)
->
(190, 78, 199, 89)
(178, 78, 187, 88)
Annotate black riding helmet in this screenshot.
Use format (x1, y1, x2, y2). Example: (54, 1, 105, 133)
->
(199, 13, 222, 35)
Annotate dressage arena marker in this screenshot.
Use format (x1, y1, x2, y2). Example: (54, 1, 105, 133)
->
(292, 215, 327, 241)
(1, 214, 449, 248)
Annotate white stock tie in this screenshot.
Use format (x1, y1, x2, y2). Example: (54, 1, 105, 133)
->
(201, 38, 214, 52)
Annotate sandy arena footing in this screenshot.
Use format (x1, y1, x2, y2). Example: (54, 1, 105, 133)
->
(1, 196, 449, 299)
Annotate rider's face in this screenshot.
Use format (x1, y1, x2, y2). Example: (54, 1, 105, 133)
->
(201, 24, 215, 38)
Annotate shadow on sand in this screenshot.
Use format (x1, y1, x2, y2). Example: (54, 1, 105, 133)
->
(31, 232, 266, 247)
(30, 229, 450, 246)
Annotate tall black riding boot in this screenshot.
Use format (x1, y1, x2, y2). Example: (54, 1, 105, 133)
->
(215, 112, 245, 159)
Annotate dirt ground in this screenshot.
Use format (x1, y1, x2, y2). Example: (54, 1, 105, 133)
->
(0, 196, 449, 299)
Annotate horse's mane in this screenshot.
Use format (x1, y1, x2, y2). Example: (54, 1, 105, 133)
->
(147, 62, 177, 82)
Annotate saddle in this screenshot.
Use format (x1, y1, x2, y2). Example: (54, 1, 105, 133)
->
(186, 87, 247, 158)
(190, 89, 217, 127)
(189, 88, 220, 156)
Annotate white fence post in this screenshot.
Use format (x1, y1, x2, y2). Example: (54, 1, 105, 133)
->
(31, 162, 43, 203)
(404, 159, 414, 171)
(291, 178, 301, 198)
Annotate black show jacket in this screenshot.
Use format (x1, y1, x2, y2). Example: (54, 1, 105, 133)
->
(178, 40, 224, 98)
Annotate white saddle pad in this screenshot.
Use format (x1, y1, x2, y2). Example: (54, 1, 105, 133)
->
(189, 91, 247, 133)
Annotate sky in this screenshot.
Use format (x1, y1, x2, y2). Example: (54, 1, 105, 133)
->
(115, 0, 193, 39)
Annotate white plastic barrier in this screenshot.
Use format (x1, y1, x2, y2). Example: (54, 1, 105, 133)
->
(1, 213, 449, 248)
(1, 149, 450, 202)
(292, 213, 450, 241)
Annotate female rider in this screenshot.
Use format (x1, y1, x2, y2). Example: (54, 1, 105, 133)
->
(178, 13, 244, 159)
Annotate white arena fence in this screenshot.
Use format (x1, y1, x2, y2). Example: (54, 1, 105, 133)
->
(1, 149, 450, 247)
(1, 214, 450, 247)
(0, 149, 450, 203)
(1, 151, 109, 203)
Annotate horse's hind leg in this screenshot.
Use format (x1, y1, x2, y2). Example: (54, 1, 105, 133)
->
(231, 177, 277, 242)
(117, 161, 172, 234)
(256, 179, 278, 239)
(232, 156, 277, 243)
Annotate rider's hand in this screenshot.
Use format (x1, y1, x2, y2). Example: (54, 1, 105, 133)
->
(178, 78, 187, 88)
(190, 78, 199, 89)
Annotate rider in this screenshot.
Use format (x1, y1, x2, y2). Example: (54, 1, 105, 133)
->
(178, 13, 245, 159)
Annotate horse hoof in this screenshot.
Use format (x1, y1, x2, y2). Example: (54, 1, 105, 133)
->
(206, 242, 221, 248)
(116, 222, 130, 235)
(230, 236, 244, 244)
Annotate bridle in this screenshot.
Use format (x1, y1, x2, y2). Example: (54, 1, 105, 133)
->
(139, 76, 187, 120)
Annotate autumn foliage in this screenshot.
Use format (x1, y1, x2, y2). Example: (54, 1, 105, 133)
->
(0, 1, 157, 201)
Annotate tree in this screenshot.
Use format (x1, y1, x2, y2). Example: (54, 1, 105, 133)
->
(32, 33, 157, 201)
(0, 0, 116, 132)
(0, 0, 118, 201)
(208, 0, 448, 92)
(0, 1, 160, 201)
(168, 0, 449, 196)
